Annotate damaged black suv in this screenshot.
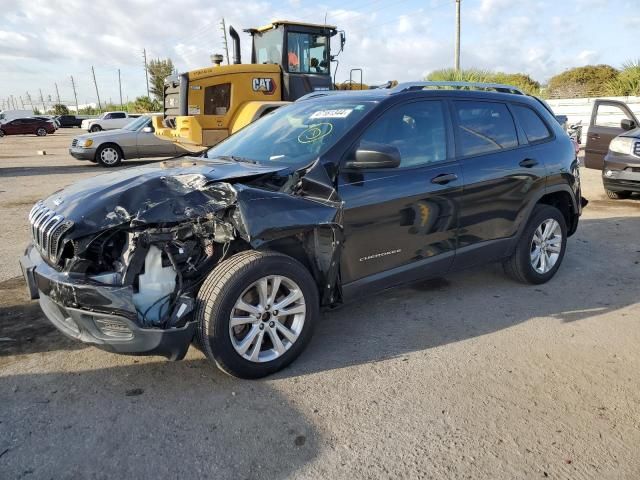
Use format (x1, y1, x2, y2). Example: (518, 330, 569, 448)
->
(20, 82, 584, 378)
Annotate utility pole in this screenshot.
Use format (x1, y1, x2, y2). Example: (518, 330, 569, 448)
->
(70, 75, 79, 114)
(91, 65, 102, 111)
(454, 0, 461, 71)
(54, 82, 61, 104)
(143, 48, 150, 98)
(39, 89, 46, 113)
(118, 69, 123, 109)
(19, 96, 25, 109)
(26, 91, 33, 111)
(220, 18, 230, 65)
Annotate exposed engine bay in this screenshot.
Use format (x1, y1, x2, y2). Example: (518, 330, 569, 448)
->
(27, 157, 344, 333)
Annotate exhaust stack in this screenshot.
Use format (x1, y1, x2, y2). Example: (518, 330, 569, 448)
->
(229, 26, 241, 64)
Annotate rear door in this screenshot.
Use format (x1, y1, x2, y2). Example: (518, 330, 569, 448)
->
(452, 99, 548, 269)
(3, 120, 20, 134)
(339, 99, 461, 295)
(585, 100, 638, 169)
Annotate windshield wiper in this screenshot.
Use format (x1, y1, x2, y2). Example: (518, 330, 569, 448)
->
(212, 155, 258, 165)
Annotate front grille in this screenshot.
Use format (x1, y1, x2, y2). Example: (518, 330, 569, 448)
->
(634, 142, 640, 157)
(28, 201, 73, 264)
(71, 138, 78, 147)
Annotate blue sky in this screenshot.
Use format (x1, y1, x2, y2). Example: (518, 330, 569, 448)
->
(1, 0, 638, 109)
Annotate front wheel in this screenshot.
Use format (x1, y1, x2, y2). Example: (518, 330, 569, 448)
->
(96, 145, 122, 167)
(89, 125, 102, 133)
(35, 127, 47, 136)
(606, 189, 631, 200)
(0, 129, 4, 137)
(196, 250, 319, 379)
(504, 204, 567, 284)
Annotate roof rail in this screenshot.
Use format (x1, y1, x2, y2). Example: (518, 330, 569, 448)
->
(295, 91, 348, 102)
(392, 81, 526, 96)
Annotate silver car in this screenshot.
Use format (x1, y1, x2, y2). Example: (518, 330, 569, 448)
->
(69, 114, 189, 167)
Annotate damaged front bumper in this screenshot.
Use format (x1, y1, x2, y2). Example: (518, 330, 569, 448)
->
(20, 245, 196, 360)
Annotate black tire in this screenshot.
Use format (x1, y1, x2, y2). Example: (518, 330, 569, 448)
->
(35, 127, 47, 136)
(90, 125, 102, 132)
(0, 129, 4, 137)
(96, 144, 123, 167)
(606, 189, 631, 200)
(196, 250, 319, 379)
(504, 204, 567, 284)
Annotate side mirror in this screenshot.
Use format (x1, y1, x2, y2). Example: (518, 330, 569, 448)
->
(621, 119, 636, 131)
(142, 126, 154, 133)
(344, 142, 401, 169)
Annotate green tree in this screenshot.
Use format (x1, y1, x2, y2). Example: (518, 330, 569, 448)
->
(130, 96, 160, 113)
(147, 58, 175, 102)
(425, 69, 541, 95)
(52, 104, 69, 115)
(547, 65, 618, 98)
(606, 60, 640, 96)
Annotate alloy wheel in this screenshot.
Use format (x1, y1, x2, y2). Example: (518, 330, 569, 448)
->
(530, 218, 562, 274)
(229, 275, 306, 363)
(36, 128, 47, 136)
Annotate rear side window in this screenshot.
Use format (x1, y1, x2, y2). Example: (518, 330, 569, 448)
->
(512, 105, 551, 143)
(454, 101, 518, 156)
(204, 83, 231, 115)
(111, 112, 126, 119)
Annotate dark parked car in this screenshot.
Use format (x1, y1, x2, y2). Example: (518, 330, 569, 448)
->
(0, 117, 56, 136)
(602, 123, 640, 199)
(56, 115, 84, 128)
(20, 82, 584, 378)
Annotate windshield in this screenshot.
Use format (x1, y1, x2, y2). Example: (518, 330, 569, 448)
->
(123, 115, 150, 131)
(204, 99, 377, 165)
(287, 32, 329, 74)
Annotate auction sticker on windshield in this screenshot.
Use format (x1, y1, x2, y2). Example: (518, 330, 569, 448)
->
(309, 109, 353, 119)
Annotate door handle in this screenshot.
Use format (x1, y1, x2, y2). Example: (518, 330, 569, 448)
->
(431, 173, 458, 185)
(589, 134, 600, 140)
(519, 158, 538, 168)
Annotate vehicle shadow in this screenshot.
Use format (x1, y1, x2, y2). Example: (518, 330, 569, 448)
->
(0, 360, 319, 479)
(0, 160, 161, 177)
(280, 215, 640, 378)
(0, 277, 84, 359)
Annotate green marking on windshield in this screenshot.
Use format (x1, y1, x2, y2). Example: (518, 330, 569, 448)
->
(297, 123, 333, 144)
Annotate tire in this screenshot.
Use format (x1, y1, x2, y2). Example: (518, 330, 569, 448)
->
(35, 127, 47, 136)
(504, 204, 567, 284)
(0, 129, 4, 137)
(606, 189, 631, 200)
(96, 144, 123, 167)
(196, 250, 319, 379)
(90, 125, 102, 133)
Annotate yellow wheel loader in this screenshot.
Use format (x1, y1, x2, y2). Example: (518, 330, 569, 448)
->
(153, 20, 345, 150)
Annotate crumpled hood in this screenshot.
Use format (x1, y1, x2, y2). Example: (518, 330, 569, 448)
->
(41, 157, 287, 238)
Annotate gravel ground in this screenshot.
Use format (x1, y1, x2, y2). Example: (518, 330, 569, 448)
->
(1, 129, 639, 479)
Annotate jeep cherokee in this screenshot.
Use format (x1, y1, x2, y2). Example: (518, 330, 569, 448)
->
(20, 82, 584, 378)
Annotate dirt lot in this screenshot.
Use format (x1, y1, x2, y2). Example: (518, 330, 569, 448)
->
(1, 129, 639, 479)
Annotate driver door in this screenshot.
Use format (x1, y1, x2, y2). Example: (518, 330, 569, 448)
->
(135, 119, 177, 157)
(338, 100, 461, 299)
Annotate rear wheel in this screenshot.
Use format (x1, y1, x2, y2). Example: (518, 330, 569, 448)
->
(90, 125, 102, 133)
(96, 144, 122, 167)
(606, 189, 631, 200)
(35, 127, 47, 136)
(504, 204, 567, 284)
(196, 250, 318, 379)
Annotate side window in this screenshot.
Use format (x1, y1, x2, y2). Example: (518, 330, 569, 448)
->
(358, 101, 447, 168)
(204, 83, 231, 115)
(454, 101, 518, 156)
(594, 103, 632, 127)
(111, 112, 126, 119)
(512, 104, 552, 143)
(104, 113, 113, 119)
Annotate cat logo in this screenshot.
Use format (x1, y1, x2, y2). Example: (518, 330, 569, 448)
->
(252, 78, 276, 95)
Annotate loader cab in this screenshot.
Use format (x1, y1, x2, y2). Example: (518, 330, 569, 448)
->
(247, 21, 339, 101)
